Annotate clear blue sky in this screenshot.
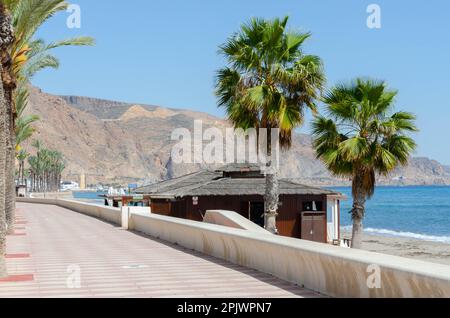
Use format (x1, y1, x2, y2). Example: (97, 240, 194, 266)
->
(33, 0, 450, 164)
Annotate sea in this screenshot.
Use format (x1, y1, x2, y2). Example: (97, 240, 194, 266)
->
(73, 186, 450, 244)
(334, 186, 450, 244)
(72, 191, 106, 206)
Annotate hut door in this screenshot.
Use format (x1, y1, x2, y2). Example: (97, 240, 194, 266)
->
(249, 202, 265, 227)
(301, 212, 326, 243)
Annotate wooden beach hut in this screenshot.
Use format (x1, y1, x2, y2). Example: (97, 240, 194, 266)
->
(135, 163, 345, 244)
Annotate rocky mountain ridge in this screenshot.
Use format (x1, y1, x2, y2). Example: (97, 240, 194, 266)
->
(22, 86, 450, 187)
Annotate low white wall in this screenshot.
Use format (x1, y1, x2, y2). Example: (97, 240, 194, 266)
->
(121, 207, 151, 230)
(17, 199, 450, 298)
(17, 197, 121, 225)
(130, 212, 450, 298)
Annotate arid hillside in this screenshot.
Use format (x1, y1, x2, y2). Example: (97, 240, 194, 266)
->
(22, 86, 450, 186)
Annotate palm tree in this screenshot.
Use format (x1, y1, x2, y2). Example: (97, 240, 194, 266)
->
(312, 78, 417, 248)
(27, 141, 65, 192)
(0, 0, 16, 279)
(16, 148, 28, 185)
(1, 1, 17, 235)
(0, 69, 8, 278)
(215, 16, 325, 233)
(28, 139, 43, 192)
(1, 0, 94, 233)
(47, 150, 64, 191)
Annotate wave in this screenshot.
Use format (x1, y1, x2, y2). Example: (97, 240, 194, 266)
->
(341, 226, 450, 244)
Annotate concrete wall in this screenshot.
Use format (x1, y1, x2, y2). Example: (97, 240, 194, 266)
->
(130, 212, 450, 298)
(17, 198, 450, 298)
(121, 206, 151, 230)
(17, 198, 121, 225)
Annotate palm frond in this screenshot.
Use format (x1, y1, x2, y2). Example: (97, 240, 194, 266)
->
(216, 16, 324, 151)
(44, 36, 95, 50)
(12, 0, 68, 57)
(15, 114, 40, 147)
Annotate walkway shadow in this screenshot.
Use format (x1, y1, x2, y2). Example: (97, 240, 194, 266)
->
(127, 229, 322, 298)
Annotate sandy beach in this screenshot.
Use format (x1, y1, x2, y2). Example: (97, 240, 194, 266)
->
(342, 230, 450, 265)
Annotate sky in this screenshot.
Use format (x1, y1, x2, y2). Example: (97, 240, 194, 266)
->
(33, 0, 450, 164)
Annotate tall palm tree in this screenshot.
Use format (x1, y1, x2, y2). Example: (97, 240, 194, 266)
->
(312, 78, 417, 248)
(0, 67, 8, 278)
(1, 0, 17, 235)
(1, 0, 94, 233)
(215, 16, 325, 233)
(0, 67, 7, 278)
(0, 0, 16, 279)
(16, 148, 28, 185)
(27, 141, 65, 192)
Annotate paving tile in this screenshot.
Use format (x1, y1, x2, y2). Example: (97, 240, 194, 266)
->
(0, 275, 34, 283)
(5, 254, 30, 259)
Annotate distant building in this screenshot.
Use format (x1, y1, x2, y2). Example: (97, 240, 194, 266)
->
(79, 173, 86, 190)
(135, 164, 345, 244)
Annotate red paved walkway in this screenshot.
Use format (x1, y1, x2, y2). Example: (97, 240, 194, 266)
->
(0, 203, 322, 298)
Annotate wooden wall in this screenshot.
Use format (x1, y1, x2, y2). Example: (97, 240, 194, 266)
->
(277, 194, 327, 239)
(151, 194, 328, 241)
(151, 200, 172, 216)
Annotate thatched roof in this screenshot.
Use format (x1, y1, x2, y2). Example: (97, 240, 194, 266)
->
(135, 164, 343, 199)
(184, 178, 337, 197)
(135, 170, 221, 195)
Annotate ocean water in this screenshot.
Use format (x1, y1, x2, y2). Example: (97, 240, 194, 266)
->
(73, 187, 450, 244)
(333, 186, 450, 244)
(72, 191, 106, 206)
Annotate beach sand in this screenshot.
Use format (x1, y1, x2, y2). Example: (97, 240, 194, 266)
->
(342, 230, 450, 265)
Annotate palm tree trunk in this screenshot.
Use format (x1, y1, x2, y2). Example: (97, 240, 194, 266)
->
(265, 170, 279, 234)
(264, 127, 279, 234)
(0, 64, 8, 278)
(0, 4, 16, 234)
(5, 101, 15, 234)
(351, 171, 366, 249)
(19, 161, 23, 185)
(0, 3, 15, 278)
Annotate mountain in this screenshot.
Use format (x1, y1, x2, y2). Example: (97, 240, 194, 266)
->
(22, 86, 450, 187)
